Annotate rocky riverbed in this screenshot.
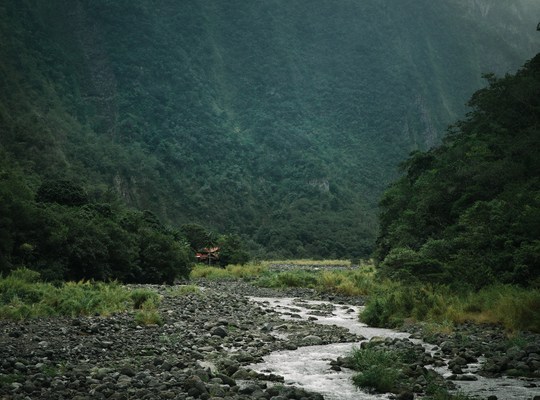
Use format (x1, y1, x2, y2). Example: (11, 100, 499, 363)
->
(0, 282, 360, 400)
(1, 280, 539, 400)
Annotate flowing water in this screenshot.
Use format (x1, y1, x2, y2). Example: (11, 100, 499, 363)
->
(248, 297, 540, 400)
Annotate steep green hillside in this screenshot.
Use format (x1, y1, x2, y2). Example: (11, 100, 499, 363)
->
(375, 54, 540, 288)
(1, 0, 539, 258)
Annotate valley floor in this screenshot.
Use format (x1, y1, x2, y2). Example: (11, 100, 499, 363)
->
(1, 279, 539, 400)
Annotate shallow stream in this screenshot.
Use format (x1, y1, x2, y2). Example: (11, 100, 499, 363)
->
(248, 297, 539, 400)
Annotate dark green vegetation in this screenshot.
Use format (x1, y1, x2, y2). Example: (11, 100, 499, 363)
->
(361, 54, 540, 333)
(375, 54, 540, 289)
(1, 1, 538, 259)
(0, 164, 193, 282)
(360, 282, 540, 332)
(348, 345, 470, 399)
(0, 163, 251, 282)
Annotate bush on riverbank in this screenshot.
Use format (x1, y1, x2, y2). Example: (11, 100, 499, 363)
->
(134, 296, 163, 326)
(0, 268, 159, 320)
(348, 345, 466, 398)
(361, 282, 540, 332)
(350, 346, 401, 392)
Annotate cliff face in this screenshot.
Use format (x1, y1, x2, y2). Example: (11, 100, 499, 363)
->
(1, 0, 539, 257)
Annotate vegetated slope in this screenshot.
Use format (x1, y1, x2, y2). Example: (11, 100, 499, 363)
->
(375, 54, 540, 288)
(1, 1, 539, 258)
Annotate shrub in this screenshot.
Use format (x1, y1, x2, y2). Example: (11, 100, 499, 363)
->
(349, 347, 401, 393)
(134, 298, 163, 326)
(360, 281, 540, 333)
(191, 262, 268, 280)
(0, 270, 132, 320)
(130, 289, 160, 309)
(7, 267, 41, 283)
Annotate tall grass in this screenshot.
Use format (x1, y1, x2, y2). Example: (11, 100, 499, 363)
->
(349, 346, 472, 398)
(0, 268, 154, 320)
(134, 296, 163, 326)
(190, 262, 268, 280)
(191, 261, 378, 297)
(265, 259, 352, 267)
(457, 285, 540, 332)
(255, 267, 377, 297)
(318, 269, 375, 296)
(256, 270, 319, 288)
(361, 282, 540, 332)
(349, 347, 401, 393)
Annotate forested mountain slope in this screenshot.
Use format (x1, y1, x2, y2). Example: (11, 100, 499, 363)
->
(1, 0, 539, 258)
(375, 54, 540, 288)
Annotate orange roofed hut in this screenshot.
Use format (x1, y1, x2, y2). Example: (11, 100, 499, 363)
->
(195, 247, 220, 265)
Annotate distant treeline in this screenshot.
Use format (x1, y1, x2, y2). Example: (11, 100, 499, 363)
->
(0, 166, 248, 282)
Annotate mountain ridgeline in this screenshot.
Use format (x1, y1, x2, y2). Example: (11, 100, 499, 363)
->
(1, 0, 539, 259)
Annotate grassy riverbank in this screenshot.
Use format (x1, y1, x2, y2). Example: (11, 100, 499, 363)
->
(192, 260, 540, 333)
(3, 261, 539, 333)
(0, 268, 160, 321)
(191, 260, 375, 296)
(360, 282, 540, 333)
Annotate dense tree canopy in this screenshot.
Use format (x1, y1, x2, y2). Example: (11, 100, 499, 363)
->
(0, 1, 537, 259)
(375, 55, 540, 288)
(0, 166, 194, 283)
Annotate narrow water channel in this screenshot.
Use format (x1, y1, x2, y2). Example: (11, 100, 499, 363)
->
(248, 297, 539, 400)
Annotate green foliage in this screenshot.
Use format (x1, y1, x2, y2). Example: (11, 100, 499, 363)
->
(360, 283, 451, 328)
(130, 289, 160, 309)
(1, 1, 537, 260)
(0, 163, 193, 283)
(349, 347, 401, 393)
(6, 267, 41, 283)
(134, 297, 163, 326)
(217, 234, 250, 267)
(349, 345, 472, 398)
(376, 55, 540, 288)
(36, 179, 88, 206)
(256, 270, 319, 288)
(181, 224, 213, 251)
(360, 281, 540, 332)
(0, 269, 132, 320)
(191, 262, 267, 280)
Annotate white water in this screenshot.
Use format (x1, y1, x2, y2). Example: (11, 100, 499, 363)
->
(248, 297, 540, 400)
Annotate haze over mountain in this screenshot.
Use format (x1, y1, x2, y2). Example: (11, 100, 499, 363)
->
(1, 0, 539, 258)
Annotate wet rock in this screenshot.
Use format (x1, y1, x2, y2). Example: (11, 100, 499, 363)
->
(215, 372, 236, 387)
(119, 366, 136, 377)
(218, 358, 240, 376)
(447, 374, 478, 381)
(239, 383, 262, 394)
(184, 375, 208, 395)
(396, 391, 414, 400)
(211, 326, 228, 338)
(231, 368, 251, 380)
(302, 335, 323, 345)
